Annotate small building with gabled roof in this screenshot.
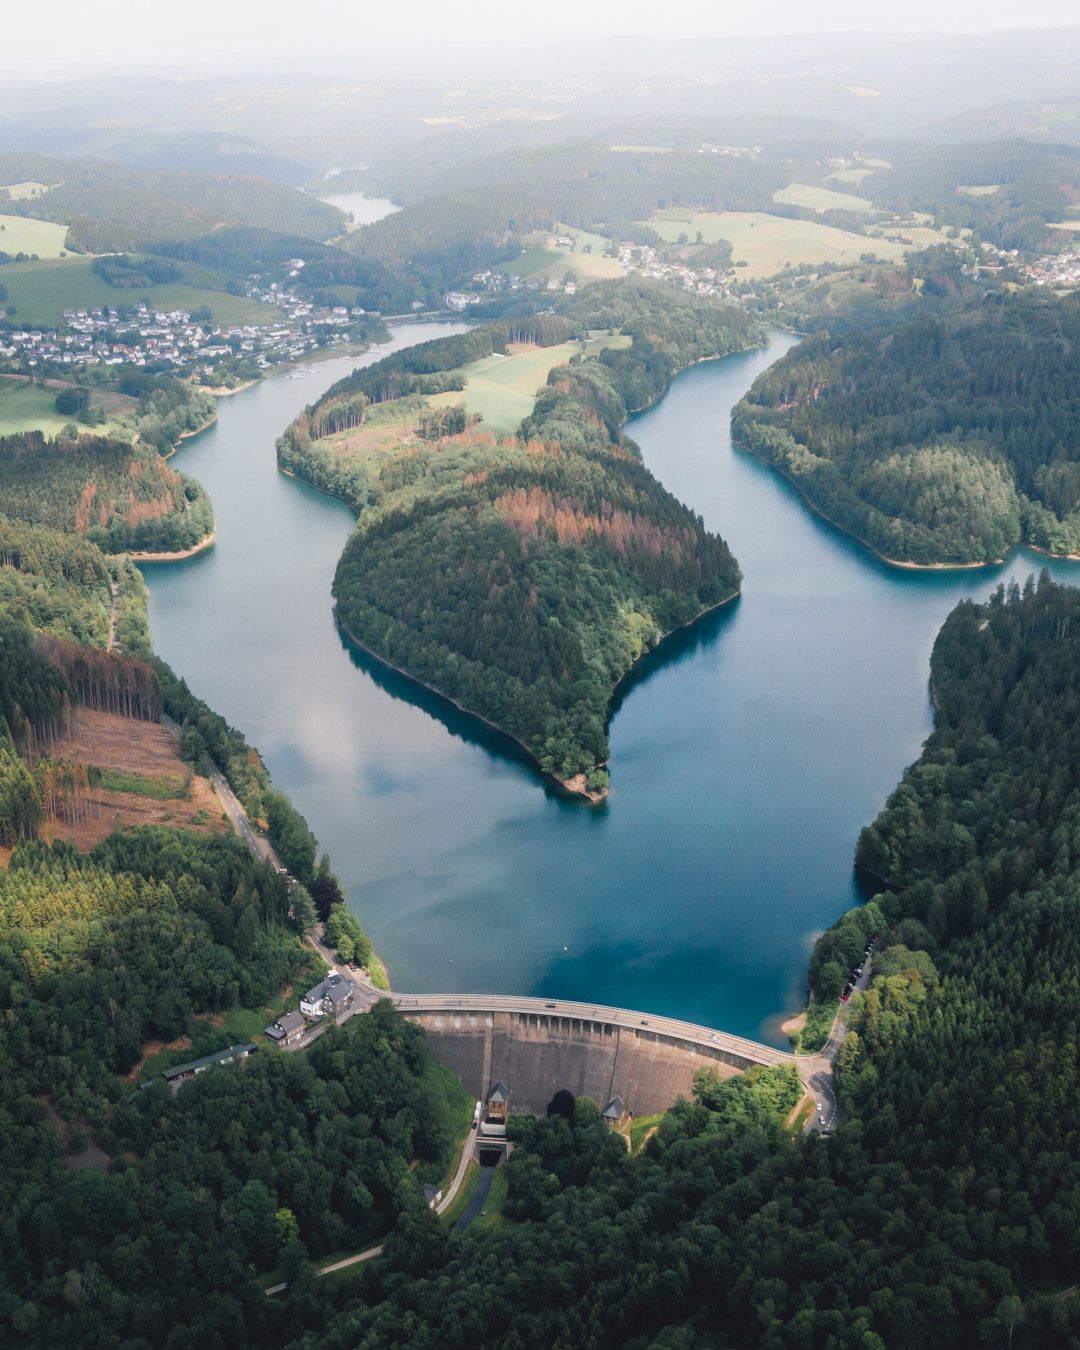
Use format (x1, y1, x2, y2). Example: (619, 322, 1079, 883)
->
(602, 1096, 630, 1129)
(486, 1080, 509, 1123)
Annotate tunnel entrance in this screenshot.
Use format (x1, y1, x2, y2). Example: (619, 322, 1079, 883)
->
(477, 1145, 504, 1166)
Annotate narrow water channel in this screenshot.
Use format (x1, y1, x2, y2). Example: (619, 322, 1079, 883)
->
(143, 327, 1080, 1045)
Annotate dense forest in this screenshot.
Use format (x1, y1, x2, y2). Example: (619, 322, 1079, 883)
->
(266, 578, 1080, 1348)
(734, 292, 1080, 564)
(0, 429, 213, 554)
(0, 153, 344, 252)
(0, 823, 468, 1345)
(0, 516, 113, 648)
(279, 282, 757, 788)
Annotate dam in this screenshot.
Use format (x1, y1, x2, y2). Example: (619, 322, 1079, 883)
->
(393, 993, 816, 1117)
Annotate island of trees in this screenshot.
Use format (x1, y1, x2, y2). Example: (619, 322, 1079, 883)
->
(734, 292, 1080, 565)
(278, 280, 758, 795)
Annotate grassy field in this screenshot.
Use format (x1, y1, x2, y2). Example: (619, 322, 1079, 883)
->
(496, 245, 562, 278)
(772, 182, 875, 213)
(0, 256, 281, 327)
(645, 211, 907, 280)
(0, 213, 69, 257)
(0, 381, 129, 437)
(1, 181, 52, 202)
(958, 184, 1002, 196)
(426, 334, 632, 435)
(825, 167, 874, 185)
(609, 144, 672, 153)
(628, 1111, 664, 1152)
(1049, 221, 1080, 232)
(499, 227, 624, 285)
(856, 155, 892, 169)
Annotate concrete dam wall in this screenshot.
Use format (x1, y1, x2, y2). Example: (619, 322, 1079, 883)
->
(402, 1008, 746, 1117)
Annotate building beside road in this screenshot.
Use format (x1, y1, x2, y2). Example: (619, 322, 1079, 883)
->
(264, 1010, 307, 1046)
(300, 972, 355, 1020)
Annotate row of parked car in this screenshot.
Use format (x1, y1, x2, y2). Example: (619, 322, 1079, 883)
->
(840, 933, 879, 1002)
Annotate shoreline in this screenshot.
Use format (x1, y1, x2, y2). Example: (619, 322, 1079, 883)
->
(733, 431, 1013, 572)
(338, 584, 741, 805)
(337, 617, 607, 803)
(126, 529, 216, 564)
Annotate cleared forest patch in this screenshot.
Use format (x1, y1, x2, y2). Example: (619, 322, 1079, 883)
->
(42, 708, 226, 848)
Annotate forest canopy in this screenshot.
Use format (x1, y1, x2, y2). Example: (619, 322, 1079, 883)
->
(734, 292, 1080, 564)
(278, 281, 757, 789)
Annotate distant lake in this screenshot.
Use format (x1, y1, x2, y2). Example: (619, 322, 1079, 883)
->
(143, 328, 1080, 1046)
(319, 190, 401, 227)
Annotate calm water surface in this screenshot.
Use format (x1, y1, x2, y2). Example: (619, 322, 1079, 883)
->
(144, 329, 1080, 1045)
(318, 190, 401, 226)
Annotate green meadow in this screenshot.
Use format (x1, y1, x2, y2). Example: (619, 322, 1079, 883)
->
(498, 226, 624, 285)
(0, 212, 69, 257)
(0, 256, 280, 327)
(0, 381, 129, 437)
(426, 333, 631, 435)
(825, 167, 874, 185)
(645, 211, 907, 279)
(772, 182, 875, 213)
(1, 181, 53, 202)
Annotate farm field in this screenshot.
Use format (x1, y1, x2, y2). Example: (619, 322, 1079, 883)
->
(0, 212, 69, 257)
(825, 167, 874, 185)
(1049, 220, 1080, 232)
(0, 379, 130, 437)
(43, 708, 227, 850)
(426, 333, 632, 435)
(958, 183, 1002, 196)
(772, 181, 875, 213)
(1, 180, 53, 202)
(0, 256, 281, 327)
(645, 211, 907, 279)
(498, 226, 624, 285)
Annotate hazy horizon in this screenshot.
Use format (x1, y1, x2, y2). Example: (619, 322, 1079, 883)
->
(6, 4, 1080, 76)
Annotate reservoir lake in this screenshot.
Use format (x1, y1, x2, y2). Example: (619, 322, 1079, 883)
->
(143, 327, 1080, 1046)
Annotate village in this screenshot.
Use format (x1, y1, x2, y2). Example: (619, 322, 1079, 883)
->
(0, 282, 370, 379)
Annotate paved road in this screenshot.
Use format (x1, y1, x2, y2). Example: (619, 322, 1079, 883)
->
(804, 958, 873, 1136)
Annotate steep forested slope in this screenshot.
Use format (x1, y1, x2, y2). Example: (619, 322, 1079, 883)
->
(300, 576, 1080, 1349)
(0, 823, 467, 1345)
(0, 430, 212, 554)
(279, 282, 757, 792)
(734, 292, 1080, 564)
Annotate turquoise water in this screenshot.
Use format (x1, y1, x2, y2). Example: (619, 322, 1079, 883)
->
(143, 328, 1080, 1046)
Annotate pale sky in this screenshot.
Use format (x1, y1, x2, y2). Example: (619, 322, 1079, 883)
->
(5, 0, 1080, 71)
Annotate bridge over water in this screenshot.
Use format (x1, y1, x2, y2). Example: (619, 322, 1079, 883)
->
(392, 992, 831, 1118)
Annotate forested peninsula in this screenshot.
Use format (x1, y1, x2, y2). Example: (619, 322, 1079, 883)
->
(277, 281, 759, 795)
(733, 293, 1080, 566)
